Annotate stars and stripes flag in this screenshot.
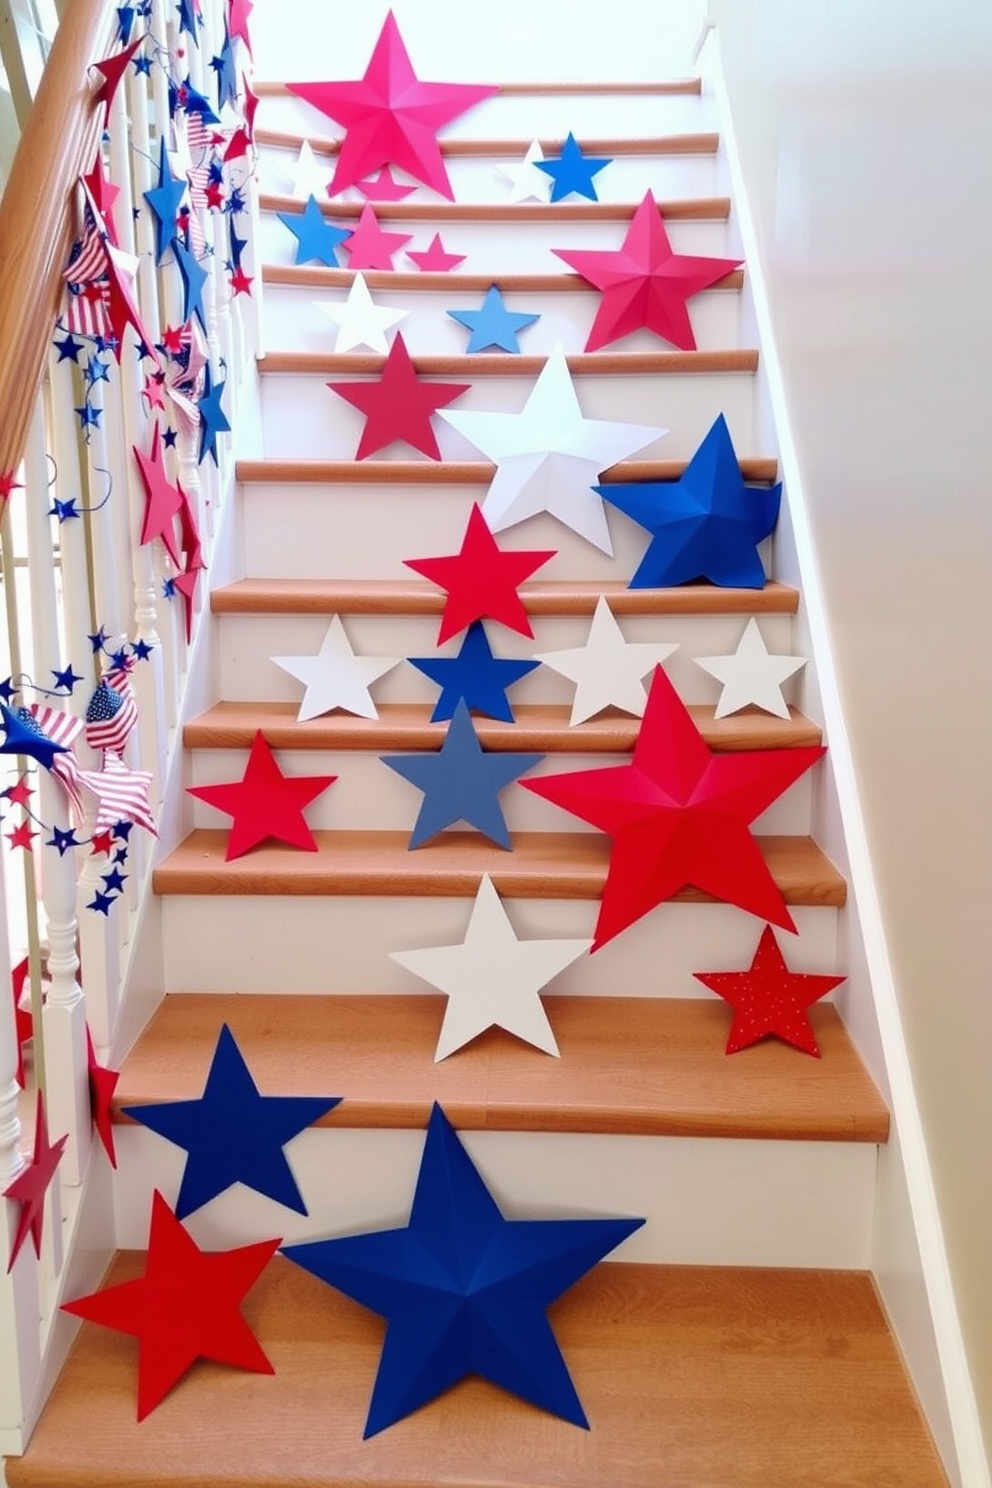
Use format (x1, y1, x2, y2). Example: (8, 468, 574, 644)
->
(24, 705, 86, 820)
(78, 752, 157, 836)
(84, 662, 138, 756)
(62, 206, 111, 339)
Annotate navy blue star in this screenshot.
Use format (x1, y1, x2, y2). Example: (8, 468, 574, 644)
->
(447, 286, 540, 354)
(92, 334, 118, 355)
(182, 82, 219, 124)
(228, 224, 248, 270)
(84, 355, 109, 385)
(0, 706, 68, 770)
(408, 622, 540, 723)
(87, 891, 116, 916)
(54, 331, 83, 363)
(226, 186, 247, 216)
(537, 133, 612, 202)
(47, 826, 81, 857)
(49, 498, 80, 523)
(112, 820, 134, 841)
(0, 679, 16, 701)
(112, 847, 129, 865)
(145, 138, 188, 265)
(163, 577, 177, 599)
(133, 337, 152, 360)
(132, 638, 154, 661)
(75, 402, 102, 431)
(282, 1104, 643, 1437)
(162, 427, 178, 448)
(109, 648, 129, 670)
(121, 1023, 342, 1218)
(101, 867, 128, 894)
(87, 627, 108, 653)
(51, 664, 83, 694)
(172, 236, 208, 329)
(209, 26, 238, 110)
(132, 50, 152, 76)
(275, 196, 349, 267)
(198, 364, 230, 466)
(176, 0, 198, 46)
(116, 4, 135, 42)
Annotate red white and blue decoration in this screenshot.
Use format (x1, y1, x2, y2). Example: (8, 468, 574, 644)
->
(187, 731, 336, 860)
(3, 1090, 67, 1271)
(447, 285, 541, 354)
(276, 195, 350, 267)
(408, 620, 539, 723)
(537, 132, 612, 202)
(327, 332, 469, 460)
(694, 925, 846, 1056)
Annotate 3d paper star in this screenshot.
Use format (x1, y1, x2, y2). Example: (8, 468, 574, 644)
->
(227, 0, 253, 51)
(535, 596, 679, 725)
(63, 1191, 278, 1419)
(91, 36, 144, 125)
(554, 190, 743, 352)
(172, 236, 209, 329)
(406, 232, 465, 272)
(287, 14, 498, 199)
(315, 271, 407, 354)
(134, 421, 184, 566)
(537, 132, 611, 202)
(276, 194, 349, 266)
(694, 924, 846, 1056)
(282, 1104, 642, 1435)
(186, 730, 336, 859)
(144, 137, 187, 265)
(4, 1090, 67, 1269)
(78, 754, 158, 835)
(405, 503, 555, 643)
(0, 704, 69, 770)
(342, 203, 413, 271)
(209, 26, 238, 110)
(356, 165, 415, 202)
(523, 666, 825, 949)
(122, 1024, 341, 1216)
(198, 364, 230, 465)
(381, 699, 542, 849)
(286, 139, 331, 201)
(496, 139, 552, 203)
(695, 617, 807, 719)
(438, 344, 665, 554)
(392, 874, 589, 1058)
(600, 414, 781, 588)
(408, 620, 539, 722)
(327, 332, 469, 460)
(271, 615, 401, 721)
(448, 285, 540, 353)
(104, 236, 156, 358)
(87, 1026, 120, 1167)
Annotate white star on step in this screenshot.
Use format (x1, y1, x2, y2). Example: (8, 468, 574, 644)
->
(271, 615, 401, 721)
(286, 140, 332, 201)
(390, 874, 590, 1060)
(535, 596, 680, 725)
(495, 140, 553, 203)
(694, 617, 807, 719)
(314, 272, 409, 354)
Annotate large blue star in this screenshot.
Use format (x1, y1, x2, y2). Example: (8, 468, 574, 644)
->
(276, 196, 349, 267)
(381, 699, 542, 849)
(209, 26, 238, 111)
(144, 138, 187, 265)
(599, 413, 782, 589)
(172, 235, 208, 329)
(536, 133, 612, 202)
(447, 286, 540, 354)
(408, 621, 539, 723)
(282, 1104, 643, 1437)
(0, 705, 69, 771)
(198, 363, 230, 465)
(121, 1023, 341, 1219)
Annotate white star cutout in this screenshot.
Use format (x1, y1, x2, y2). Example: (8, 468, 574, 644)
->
(495, 140, 553, 203)
(271, 615, 401, 721)
(286, 140, 332, 201)
(535, 596, 680, 725)
(314, 272, 409, 354)
(694, 617, 807, 719)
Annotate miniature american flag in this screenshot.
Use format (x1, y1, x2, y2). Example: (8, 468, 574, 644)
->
(84, 665, 138, 756)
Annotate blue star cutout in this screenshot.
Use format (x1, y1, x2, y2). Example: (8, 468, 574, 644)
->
(598, 412, 782, 589)
(182, 82, 219, 124)
(408, 622, 540, 723)
(381, 699, 542, 849)
(121, 1023, 342, 1219)
(145, 137, 188, 265)
(275, 195, 349, 267)
(229, 224, 248, 269)
(172, 235, 208, 329)
(84, 355, 110, 385)
(447, 286, 540, 354)
(74, 402, 102, 431)
(112, 820, 134, 841)
(0, 679, 16, 701)
(92, 334, 118, 355)
(116, 4, 135, 42)
(50, 498, 80, 523)
(0, 706, 68, 771)
(282, 1104, 643, 1437)
(112, 847, 129, 865)
(207, 160, 224, 187)
(536, 133, 612, 202)
(162, 427, 178, 449)
(109, 648, 130, 670)
(87, 891, 116, 916)
(176, 0, 198, 46)
(132, 638, 154, 661)
(226, 186, 247, 216)
(54, 331, 83, 363)
(132, 51, 153, 76)
(163, 577, 177, 599)
(47, 826, 80, 857)
(198, 364, 230, 466)
(209, 26, 238, 110)
(101, 867, 127, 894)
(133, 337, 152, 360)
(87, 627, 108, 653)
(51, 664, 83, 693)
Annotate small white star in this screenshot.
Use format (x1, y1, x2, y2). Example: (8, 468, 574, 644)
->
(535, 596, 679, 725)
(694, 617, 807, 719)
(314, 272, 409, 354)
(286, 140, 332, 201)
(495, 140, 553, 203)
(271, 615, 401, 721)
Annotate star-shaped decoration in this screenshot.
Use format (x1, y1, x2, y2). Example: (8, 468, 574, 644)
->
(4, 776, 31, 807)
(90, 829, 114, 856)
(522, 666, 825, 949)
(286, 139, 331, 201)
(695, 617, 807, 719)
(0, 704, 68, 771)
(554, 190, 743, 352)
(448, 285, 540, 353)
(87, 626, 109, 653)
(187, 730, 336, 860)
(0, 469, 22, 504)
(392, 875, 590, 1059)
(229, 266, 253, 297)
(327, 331, 469, 460)
(90, 36, 144, 125)
(495, 139, 552, 203)
(62, 1190, 279, 1419)
(694, 924, 846, 1056)
(75, 401, 102, 432)
(381, 699, 542, 850)
(132, 49, 152, 76)
(342, 203, 413, 271)
(116, 4, 135, 43)
(209, 25, 238, 110)
(46, 825, 80, 858)
(406, 232, 465, 272)
(355, 165, 416, 202)
(4, 1090, 67, 1269)
(408, 620, 539, 722)
(144, 137, 188, 264)
(276, 194, 349, 266)
(315, 272, 408, 354)
(534, 596, 679, 725)
(83, 152, 120, 244)
(172, 235, 209, 329)
(537, 132, 611, 201)
(50, 664, 84, 694)
(87, 1026, 120, 1166)
(287, 14, 498, 199)
(198, 364, 230, 465)
(78, 754, 157, 835)
(134, 421, 184, 566)
(91, 884, 122, 912)
(600, 413, 781, 588)
(84, 354, 110, 385)
(176, 0, 199, 45)
(11, 957, 31, 1089)
(227, 0, 253, 52)
(54, 331, 84, 363)
(282, 1103, 642, 1436)
(271, 615, 401, 722)
(438, 343, 665, 554)
(102, 867, 127, 894)
(6, 821, 37, 852)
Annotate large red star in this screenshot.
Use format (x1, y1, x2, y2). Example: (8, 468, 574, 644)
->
(62, 1191, 279, 1419)
(288, 13, 498, 199)
(522, 666, 825, 950)
(133, 421, 184, 566)
(90, 37, 144, 126)
(187, 730, 336, 860)
(553, 190, 743, 352)
(405, 503, 555, 644)
(694, 924, 846, 1056)
(327, 332, 468, 460)
(4, 1090, 67, 1270)
(87, 1026, 120, 1166)
(342, 203, 413, 271)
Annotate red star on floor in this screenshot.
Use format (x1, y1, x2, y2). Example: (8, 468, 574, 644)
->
(4, 1090, 67, 1269)
(327, 332, 469, 460)
(406, 232, 465, 272)
(187, 730, 336, 860)
(695, 924, 846, 1056)
(87, 1026, 120, 1166)
(133, 421, 183, 566)
(554, 190, 743, 352)
(342, 203, 413, 271)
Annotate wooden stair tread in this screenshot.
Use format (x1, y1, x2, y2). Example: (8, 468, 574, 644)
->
(153, 831, 845, 904)
(258, 126, 720, 158)
(260, 191, 731, 222)
(185, 701, 822, 753)
(235, 456, 778, 484)
(113, 993, 888, 1142)
(255, 77, 705, 96)
(261, 349, 757, 376)
(263, 263, 744, 293)
(10, 1259, 946, 1488)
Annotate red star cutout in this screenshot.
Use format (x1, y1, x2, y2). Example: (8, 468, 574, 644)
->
(327, 332, 468, 460)
(83, 152, 120, 245)
(6, 821, 36, 852)
(186, 730, 336, 860)
(205, 180, 225, 210)
(229, 267, 253, 297)
(0, 470, 23, 504)
(4, 1090, 67, 1270)
(172, 550, 205, 642)
(522, 667, 825, 950)
(161, 323, 186, 356)
(90, 37, 144, 126)
(342, 203, 413, 271)
(6, 776, 32, 808)
(11, 957, 31, 1090)
(406, 232, 465, 272)
(224, 126, 251, 162)
(288, 13, 497, 200)
(141, 372, 166, 411)
(356, 165, 416, 202)
(553, 190, 743, 352)
(226, 0, 253, 52)
(90, 830, 114, 856)
(694, 924, 846, 1057)
(241, 76, 259, 140)
(86, 1026, 120, 1166)
(62, 1191, 278, 1419)
(134, 421, 183, 566)
(404, 503, 555, 644)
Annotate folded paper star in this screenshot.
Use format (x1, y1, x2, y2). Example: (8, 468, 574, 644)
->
(695, 617, 807, 719)
(172, 236, 209, 330)
(535, 595, 679, 725)
(144, 138, 187, 265)
(87, 1026, 120, 1167)
(272, 615, 401, 721)
(381, 698, 542, 849)
(287, 14, 498, 199)
(63, 1191, 279, 1419)
(406, 232, 465, 272)
(282, 1103, 642, 1435)
(286, 139, 331, 201)
(276, 194, 349, 266)
(600, 413, 781, 588)
(356, 165, 415, 201)
(694, 924, 846, 1056)
(78, 753, 157, 836)
(122, 1024, 341, 1216)
(187, 731, 336, 860)
(4, 1089, 67, 1270)
(554, 190, 743, 351)
(523, 666, 825, 949)
(328, 332, 469, 460)
(537, 132, 611, 202)
(342, 203, 414, 270)
(439, 344, 665, 554)
(408, 620, 539, 722)
(315, 271, 407, 353)
(496, 139, 552, 203)
(392, 875, 589, 1058)
(197, 364, 231, 466)
(0, 704, 69, 771)
(448, 285, 540, 353)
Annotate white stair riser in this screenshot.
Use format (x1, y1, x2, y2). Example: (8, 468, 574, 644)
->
(111, 1125, 874, 1269)
(159, 897, 838, 997)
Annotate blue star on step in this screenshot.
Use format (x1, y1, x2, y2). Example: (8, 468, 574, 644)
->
(198, 364, 230, 466)
(447, 285, 540, 354)
(145, 138, 188, 266)
(172, 235, 208, 330)
(275, 195, 348, 267)
(408, 621, 539, 723)
(381, 698, 542, 849)
(122, 1023, 342, 1218)
(282, 1103, 643, 1438)
(51, 664, 83, 694)
(536, 133, 612, 202)
(54, 331, 83, 363)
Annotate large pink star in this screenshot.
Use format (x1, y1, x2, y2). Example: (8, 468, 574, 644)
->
(288, 13, 498, 200)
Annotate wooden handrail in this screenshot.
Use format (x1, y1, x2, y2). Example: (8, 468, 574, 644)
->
(0, 0, 116, 481)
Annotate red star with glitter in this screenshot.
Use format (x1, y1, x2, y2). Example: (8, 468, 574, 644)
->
(327, 332, 468, 460)
(4, 1090, 67, 1270)
(186, 730, 336, 860)
(694, 924, 846, 1057)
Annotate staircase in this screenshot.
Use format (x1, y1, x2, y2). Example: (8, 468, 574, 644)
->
(6, 26, 952, 1488)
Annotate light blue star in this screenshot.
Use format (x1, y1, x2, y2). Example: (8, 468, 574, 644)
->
(276, 195, 349, 267)
(447, 285, 540, 353)
(144, 137, 187, 265)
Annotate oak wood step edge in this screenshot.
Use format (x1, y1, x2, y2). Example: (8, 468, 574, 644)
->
(260, 349, 756, 376)
(234, 456, 778, 484)
(260, 191, 731, 222)
(258, 127, 720, 158)
(263, 263, 744, 293)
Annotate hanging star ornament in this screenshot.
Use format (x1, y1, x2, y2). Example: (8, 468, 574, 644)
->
(695, 617, 807, 719)
(554, 190, 743, 352)
(327, 332, 469, 460)
(496, 139, 552, 203)
(315, 271, 408, 354)
(197, 364, 230, 465)
(438, 344, 665, 554)
(287, 13, 498, 200)
(87, 1026, 120, 1167)
(535, 595, 679, 725)
(522, 666, 825, 950)
(408, 620, 539, 722)
(537, 132, 612, 202)
(78, 754, 158, 835)
(144, 137, 188, 265)
(134, 420, 184, 566)
(4, 1090, 67, 1270)
(186, 730, 336, 860)
(448, 285, 540, 353)
(271, 615, 401, 722)
(694, 924, 846, 1056)
(342, 203, 413, 271)
(282, 1103, 642, 1436)
(62, 1191, 279, 1420)
(392, 874, 590, 1059)
(276, 194, 350, 266)
(600, 413, 781, 588)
